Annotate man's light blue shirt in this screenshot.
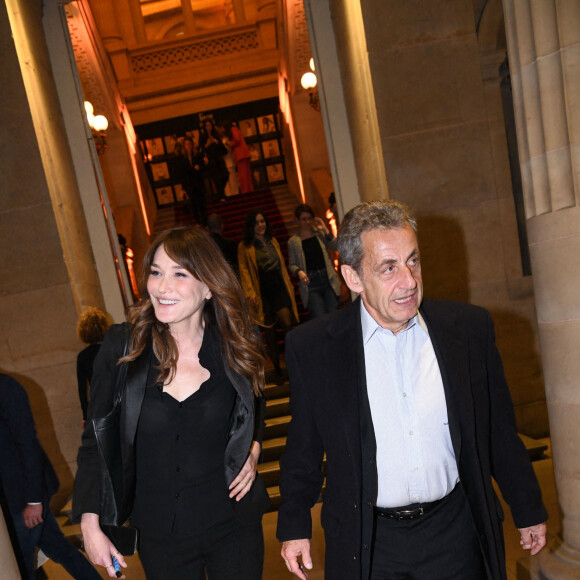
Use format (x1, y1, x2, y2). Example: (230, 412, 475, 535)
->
(361, 302, 459, 508)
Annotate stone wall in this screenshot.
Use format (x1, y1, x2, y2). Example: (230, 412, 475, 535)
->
(358, 0, 547, 435)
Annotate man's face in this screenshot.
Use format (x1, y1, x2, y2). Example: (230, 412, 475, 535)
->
(341, 225, 423, 334)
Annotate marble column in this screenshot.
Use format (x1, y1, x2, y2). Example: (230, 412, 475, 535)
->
(503, 0, 580, 576)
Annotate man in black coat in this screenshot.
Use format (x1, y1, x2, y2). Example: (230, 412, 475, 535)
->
(276, 200, 547, 579)
(0, 373, 101, 579)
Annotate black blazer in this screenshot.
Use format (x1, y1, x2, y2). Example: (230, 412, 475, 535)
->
(0, 374, 59, 514)
(276, 298, 547, 580)
(73, 323, 269, 525)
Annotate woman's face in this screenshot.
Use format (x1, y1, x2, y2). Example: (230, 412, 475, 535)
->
(184, 139, 193, 152)
(147, 245, 211, 331)
(254, 214, 267, 238)
(298, 212, 313, 229)
(204, 121, 213, 133)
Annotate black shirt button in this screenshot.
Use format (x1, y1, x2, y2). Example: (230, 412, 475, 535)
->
(363, 544, 368, 550)
(354, 503, 358, 510)
(176, 434, 180, 440)
(175, 493, 181, 500)
(176, 466, 181, 472)
(178, 402, 183, 408)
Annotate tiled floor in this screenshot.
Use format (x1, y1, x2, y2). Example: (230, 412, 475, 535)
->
(42, 450, 558, 579)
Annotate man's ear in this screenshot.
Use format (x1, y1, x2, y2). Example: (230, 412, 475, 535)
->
(341, 264, 363, 294)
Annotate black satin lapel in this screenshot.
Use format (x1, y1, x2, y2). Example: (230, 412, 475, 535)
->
(421, 305, 469, 462)
(121, 344, 154, 456)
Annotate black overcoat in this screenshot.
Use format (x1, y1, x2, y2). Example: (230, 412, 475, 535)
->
(277, 298, 547, 580)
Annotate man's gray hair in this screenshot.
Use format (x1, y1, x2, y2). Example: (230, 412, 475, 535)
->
(338, 200, 417, 273)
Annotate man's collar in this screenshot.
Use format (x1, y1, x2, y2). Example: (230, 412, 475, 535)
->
(360, 301, 427, 345)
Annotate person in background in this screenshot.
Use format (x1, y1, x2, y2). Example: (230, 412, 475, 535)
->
(178, 136, 208, 225)
(238, 209, 298, 379)
(224, 121, 254, 194)
(277, 200, 547, 580)
(200, 120, 229, 202)
(76, 307, 110, 423)
(207, 213, 239, 276)
(0, 373, 101, 580)
(74, 227, 269, 579)
(287, 203, 341, 319)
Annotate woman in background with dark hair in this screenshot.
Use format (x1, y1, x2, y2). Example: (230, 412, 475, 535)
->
(288, 203, 341, 319)
(76, 307, 110, 423)
(238, 209, 298, 379)
(74, 227, 269, 579)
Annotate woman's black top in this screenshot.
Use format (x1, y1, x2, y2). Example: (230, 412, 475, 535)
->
(301, 236, 326, 272)
(131, 327, 237, 538)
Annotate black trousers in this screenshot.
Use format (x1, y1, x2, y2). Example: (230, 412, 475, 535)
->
(138, 517, 264, 580)
(370, 485, 489, 580)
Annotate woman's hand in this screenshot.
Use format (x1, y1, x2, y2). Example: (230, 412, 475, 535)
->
(298, 271, 310, 286)
(81, 513, 128, 578)
(312, 217, 329, 236)
(229, 441, 261, 501)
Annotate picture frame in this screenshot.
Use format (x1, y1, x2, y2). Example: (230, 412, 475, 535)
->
(240, 118, 257, 138)
(145, 137, 165, 159)
(266, 163, 285, 184)
(262, 139, 280, 159)
(257, 114, 276, 135)
(155, 186, 175, 206)
(150, 161, 170, 182)
(248, 142, 262, 162)
(163, 135, 178, 155)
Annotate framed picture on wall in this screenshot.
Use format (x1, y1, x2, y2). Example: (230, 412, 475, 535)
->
(248, 142, 262, 162)
(240, 118, 257, 138)
(257, 114, 276, 135)
(266, 163, 285, 183)
(262, 139, 280, 159)
(155, 186, 175, 206)
(145, 137, 165, 159)
(151, 161, 170, 182)
(252, 166, 268, 189)
(164, 135, 178, 155)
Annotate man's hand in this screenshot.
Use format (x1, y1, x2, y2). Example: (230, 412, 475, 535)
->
(23, 504, 43, 528)
(518, 522, 547, 555)
(281, 539, 313, 580)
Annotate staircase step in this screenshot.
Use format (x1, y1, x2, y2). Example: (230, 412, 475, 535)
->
(257, 460, 281, 487)
(266, 486, 282, 511)
(265, 415, 290, 438)
(266, 397, 290, 419)
(261, 436, 287, 462)
(264, 382, 290, 400)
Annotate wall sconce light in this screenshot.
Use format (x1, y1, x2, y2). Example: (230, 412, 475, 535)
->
(85, 101, 109, 155)
(300, 57, 320, 111)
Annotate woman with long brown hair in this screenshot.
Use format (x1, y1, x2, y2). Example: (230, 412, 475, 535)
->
(74, 227, 269, 579)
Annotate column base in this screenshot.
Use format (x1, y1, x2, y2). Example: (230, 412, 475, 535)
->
(518, 537, 580, 579)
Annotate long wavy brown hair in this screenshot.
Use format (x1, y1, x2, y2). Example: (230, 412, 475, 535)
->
(122, 227, 265, 395)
